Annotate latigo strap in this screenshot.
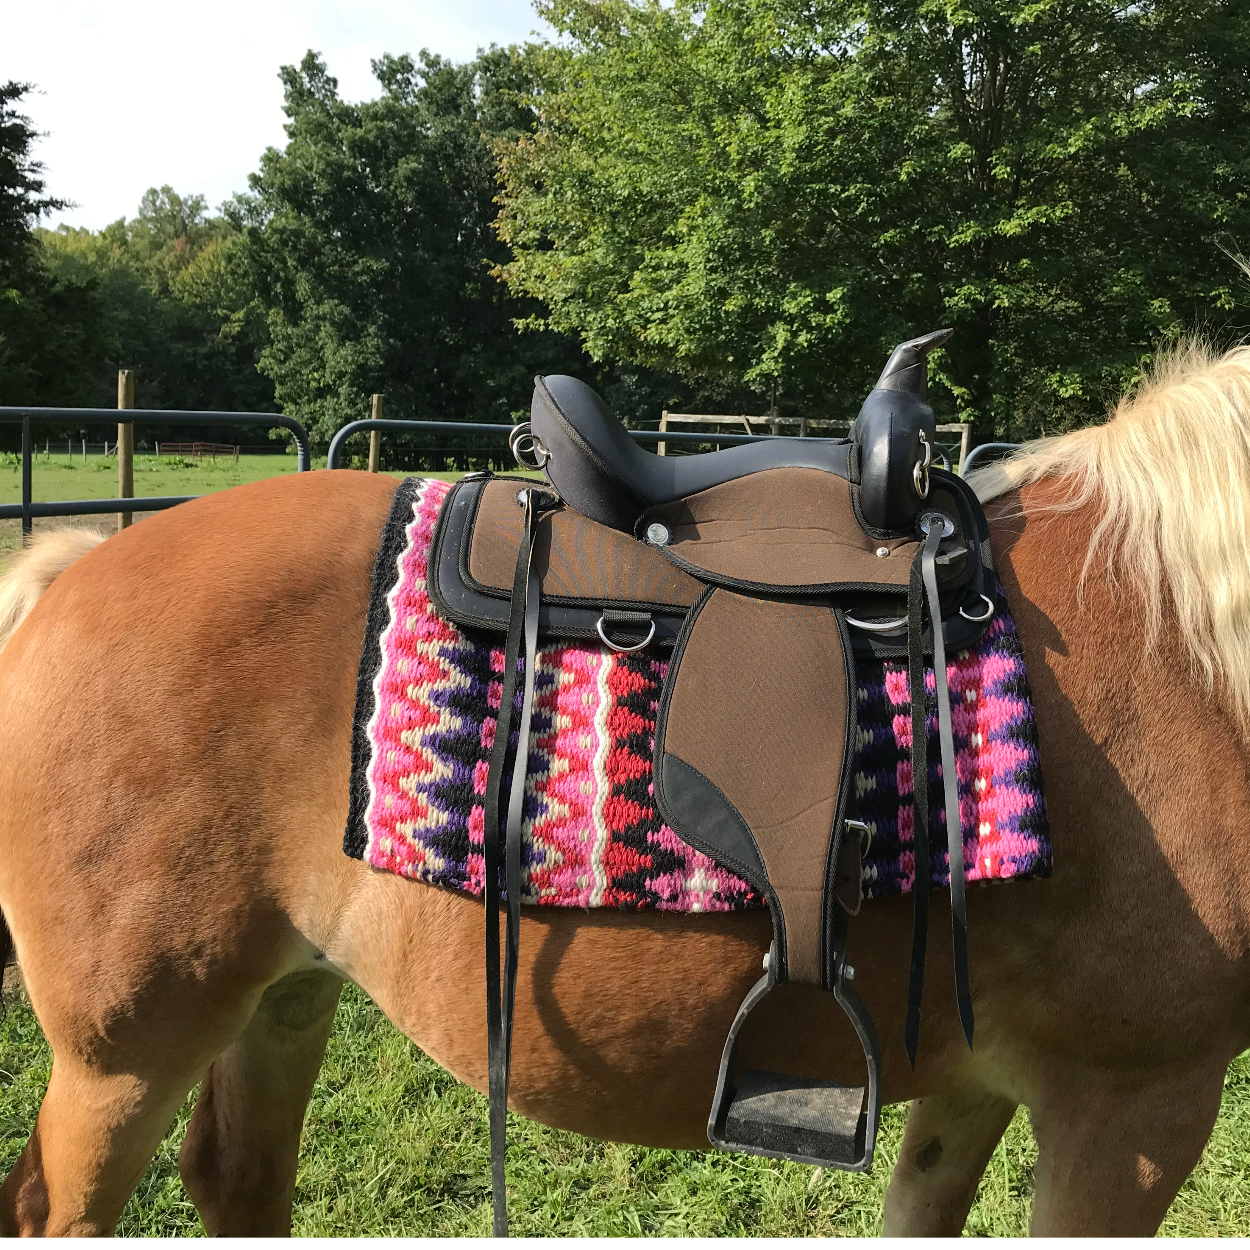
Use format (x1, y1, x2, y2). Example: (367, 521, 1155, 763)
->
(904, 515, 975, 1067)
(481, 487, 556, 1237)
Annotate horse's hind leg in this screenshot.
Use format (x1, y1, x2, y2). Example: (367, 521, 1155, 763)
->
(881, 1086, 1018, 1235)
(1028, 1063, 1225, 1234)
(178, 969, 344, 1236)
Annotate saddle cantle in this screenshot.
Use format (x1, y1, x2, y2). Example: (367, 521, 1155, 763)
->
(428, 330, 994, 1233)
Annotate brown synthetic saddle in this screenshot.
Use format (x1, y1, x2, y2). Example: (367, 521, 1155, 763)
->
(426, 329, 997, 1234)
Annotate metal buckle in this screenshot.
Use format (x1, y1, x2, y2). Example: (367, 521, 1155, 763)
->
(845, 817, 873, 859)
(918, 510, 955, 538)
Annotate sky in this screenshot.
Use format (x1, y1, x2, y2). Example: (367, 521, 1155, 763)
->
(3, 0, 553, 231)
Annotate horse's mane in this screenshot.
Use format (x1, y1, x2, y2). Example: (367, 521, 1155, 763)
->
(968, 340, 1250, 732)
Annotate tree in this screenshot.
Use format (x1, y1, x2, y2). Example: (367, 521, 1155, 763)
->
(36, 188, 276, 414)
(0, 81, 73, 405)
(237, 49, 590, 448)
(497, 0, 1250, 437)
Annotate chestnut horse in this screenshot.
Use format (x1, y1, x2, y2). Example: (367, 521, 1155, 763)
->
(2, 344, 1250, 1236)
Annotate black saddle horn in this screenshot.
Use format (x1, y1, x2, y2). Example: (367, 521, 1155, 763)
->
(851, 329, 953, 532)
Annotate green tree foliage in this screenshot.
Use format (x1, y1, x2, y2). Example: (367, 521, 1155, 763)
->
(238, 49, 589, 446)
(36, 188, 274, 412)
(498, 0, 1250, 436)
(0, 81, 72, 405)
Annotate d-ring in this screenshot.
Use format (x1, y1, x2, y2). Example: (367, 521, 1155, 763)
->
(596, 615, 656, 653)
(913, 430, 933, 499)
(959, 594, 995, 623)
(845, 613, 908, 634)
(509, 422, 550, 470)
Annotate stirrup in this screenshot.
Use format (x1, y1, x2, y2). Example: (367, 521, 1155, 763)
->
(707, 943, 882, 1172)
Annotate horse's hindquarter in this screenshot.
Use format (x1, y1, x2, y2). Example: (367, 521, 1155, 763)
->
(0, 470, 400, 1061)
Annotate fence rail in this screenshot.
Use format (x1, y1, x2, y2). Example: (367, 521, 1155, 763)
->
(7, 397, 1008, 540)
(1, 406, 311, 537)
(325, 418, 810, 471)
(156, 442, 240, 461)
(960, 442, 1020, 475)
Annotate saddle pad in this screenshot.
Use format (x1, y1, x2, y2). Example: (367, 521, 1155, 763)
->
(344, 477, 1052, 910)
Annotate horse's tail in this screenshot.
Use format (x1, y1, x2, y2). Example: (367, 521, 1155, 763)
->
(0, 528, 107, 654)
(0, 527, 106, 986)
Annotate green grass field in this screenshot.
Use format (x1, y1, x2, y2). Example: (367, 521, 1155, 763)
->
(0, 981, 1247, 1236)
(0, 453, 418, 555)
(2, 454, 1250, 1234)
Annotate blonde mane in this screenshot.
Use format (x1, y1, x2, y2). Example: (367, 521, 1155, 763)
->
(968, 341, 1250, 732)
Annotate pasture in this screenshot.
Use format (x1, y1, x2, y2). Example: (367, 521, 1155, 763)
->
(3, 454, 1250, 1234)
(0, 453, 354, 554)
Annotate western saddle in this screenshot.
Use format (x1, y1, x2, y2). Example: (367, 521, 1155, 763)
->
(426, 329, 997, 1234)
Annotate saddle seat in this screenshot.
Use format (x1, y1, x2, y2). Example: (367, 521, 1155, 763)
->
(528, 329, 954, 535)
(529, 374, 851, 532)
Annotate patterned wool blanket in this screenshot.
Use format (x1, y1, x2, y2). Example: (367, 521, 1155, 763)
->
(344, 477, 1051, 910)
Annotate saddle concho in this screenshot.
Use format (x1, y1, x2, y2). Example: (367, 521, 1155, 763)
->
(427, 330, 999, 1233)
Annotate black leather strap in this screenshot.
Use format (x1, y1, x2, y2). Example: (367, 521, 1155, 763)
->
(482, 489, 550, 1237)
(921, 520, 974, 1050)
(503, 553, 542, 1067)
(903, 526, 936, 1067)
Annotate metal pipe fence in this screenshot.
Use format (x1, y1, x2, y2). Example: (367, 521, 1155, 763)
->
(325, 417, 812, 471)
(1, 408, 311, 537)
(960, 442, 1021, 476)
(6, 405, 1009, 540)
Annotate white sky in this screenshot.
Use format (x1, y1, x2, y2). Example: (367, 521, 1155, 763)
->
(3, 0, 553, 230)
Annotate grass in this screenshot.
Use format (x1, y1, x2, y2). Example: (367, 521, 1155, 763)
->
(0, 982, 1247, 1235)
(0, 453, 467, 555)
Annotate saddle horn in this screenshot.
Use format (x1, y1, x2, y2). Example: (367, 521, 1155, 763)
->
(852, 329, 953, 532)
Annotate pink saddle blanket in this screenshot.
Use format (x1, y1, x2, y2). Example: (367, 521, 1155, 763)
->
(343, 477, 1050, 911)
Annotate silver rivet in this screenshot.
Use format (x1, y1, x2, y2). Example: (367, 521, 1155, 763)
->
(646, 522, 670, 546)
(876, 546, 889, 558)
(844, 965, 855, 982)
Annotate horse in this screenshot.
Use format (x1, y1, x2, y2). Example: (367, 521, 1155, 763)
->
(1, 341, 1249, 1236)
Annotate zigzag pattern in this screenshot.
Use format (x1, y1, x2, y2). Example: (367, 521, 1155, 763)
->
(349, 478, 1051, 910)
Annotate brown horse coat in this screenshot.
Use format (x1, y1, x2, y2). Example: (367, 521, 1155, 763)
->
(0, 463, 1246, 1234)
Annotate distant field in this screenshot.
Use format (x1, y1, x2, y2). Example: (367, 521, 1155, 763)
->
(0, 454, 459, 554)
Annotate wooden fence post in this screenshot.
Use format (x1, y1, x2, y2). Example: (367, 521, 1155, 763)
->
(117, 369, 134, 531)
(369, 394, 383, 472)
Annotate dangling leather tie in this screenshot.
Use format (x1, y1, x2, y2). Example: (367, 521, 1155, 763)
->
(482, 487, 552, 1237)
(904, 527, 933, 1068)
(904, 516, 974, 1068)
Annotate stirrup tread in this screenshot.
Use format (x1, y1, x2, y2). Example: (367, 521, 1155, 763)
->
(718, 1069, 867, 1168)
